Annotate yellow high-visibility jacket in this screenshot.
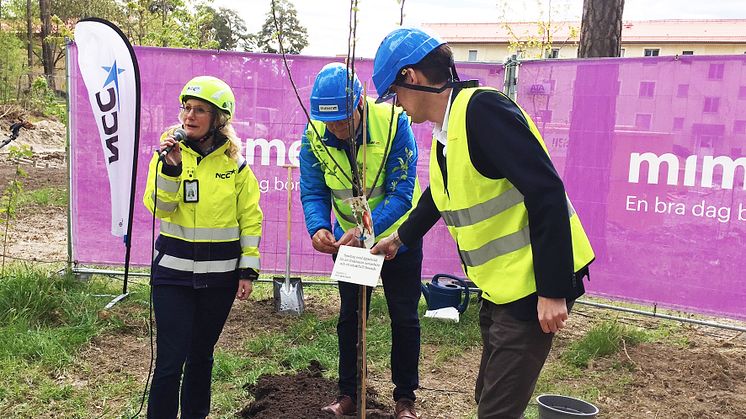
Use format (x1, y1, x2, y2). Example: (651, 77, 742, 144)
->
(143, 130, 262, 287)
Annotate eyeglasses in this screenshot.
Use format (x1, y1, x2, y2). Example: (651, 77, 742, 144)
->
(180, 104, 213, 116)
(325, 118, 352, 129)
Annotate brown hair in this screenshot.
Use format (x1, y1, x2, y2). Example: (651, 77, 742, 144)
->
(399, 44, 454, 85)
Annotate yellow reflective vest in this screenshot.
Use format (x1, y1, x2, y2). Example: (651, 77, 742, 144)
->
(429, 88, 594, 305)
(143, 130, 262, 286)
(306, 97, 421, 240)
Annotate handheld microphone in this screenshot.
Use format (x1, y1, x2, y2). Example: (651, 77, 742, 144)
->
(159, 128, 187, 160)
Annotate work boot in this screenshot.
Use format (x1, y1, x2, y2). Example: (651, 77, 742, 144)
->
(395, 398, 418, 419)
(321, 395, 356, 417)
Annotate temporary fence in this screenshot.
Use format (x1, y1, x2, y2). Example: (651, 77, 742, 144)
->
(67, 44, 746, 320)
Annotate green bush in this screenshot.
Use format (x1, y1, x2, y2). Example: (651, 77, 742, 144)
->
(30, 76, 66, 121)
(0, 32, 26, 103)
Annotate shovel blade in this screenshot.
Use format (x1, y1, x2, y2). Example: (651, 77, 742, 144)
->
(273, 276, 304, 315)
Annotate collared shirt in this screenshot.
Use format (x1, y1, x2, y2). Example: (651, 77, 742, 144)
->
(432, 89, 453, 155)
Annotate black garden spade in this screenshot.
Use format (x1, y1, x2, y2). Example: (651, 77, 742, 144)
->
(273, 165, 304, 315)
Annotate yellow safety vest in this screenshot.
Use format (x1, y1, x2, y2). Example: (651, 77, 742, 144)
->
(307, 97, 420, 239)
(429, 88, 594, 304)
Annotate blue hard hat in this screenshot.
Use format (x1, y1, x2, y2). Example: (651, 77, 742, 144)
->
(372, 27, 445, 101)
(310, 62, 363, 121)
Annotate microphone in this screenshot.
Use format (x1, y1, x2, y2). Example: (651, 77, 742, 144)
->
(159, 128, 187, 160)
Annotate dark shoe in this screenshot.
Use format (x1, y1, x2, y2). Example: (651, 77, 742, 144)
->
(395, 398, 418, 419)
(321, 395, 356, 417)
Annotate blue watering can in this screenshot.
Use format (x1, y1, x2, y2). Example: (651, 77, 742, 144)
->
(421, 274, 470, 313)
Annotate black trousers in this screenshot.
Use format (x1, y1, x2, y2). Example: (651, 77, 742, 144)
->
(147, 284, 236, 419)
(474, 299, 555, 419)
(336, 243, 423, 402)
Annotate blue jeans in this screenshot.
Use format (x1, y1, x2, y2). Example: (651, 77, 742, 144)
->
(336, 242, 423, 402)
(147, 284, 236, 419)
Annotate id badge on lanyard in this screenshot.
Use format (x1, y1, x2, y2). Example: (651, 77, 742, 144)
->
(184, 179, 199, 203)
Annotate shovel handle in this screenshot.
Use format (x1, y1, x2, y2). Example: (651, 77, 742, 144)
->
(286, 165, 292, 242)
(285, 165, 293, 280)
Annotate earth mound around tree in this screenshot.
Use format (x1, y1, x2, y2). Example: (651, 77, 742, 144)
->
(239, 360, 393, 419)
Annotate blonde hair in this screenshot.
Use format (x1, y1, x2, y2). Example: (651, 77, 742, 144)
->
(214, 111, 241, 159)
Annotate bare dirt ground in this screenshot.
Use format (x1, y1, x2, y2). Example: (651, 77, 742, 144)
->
(3, 115, 746, 418)
(1, 113, 67, 264)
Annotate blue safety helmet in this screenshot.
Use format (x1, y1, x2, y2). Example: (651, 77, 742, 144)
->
(309, 62, 363, 121)
(372, 27, 445, 102)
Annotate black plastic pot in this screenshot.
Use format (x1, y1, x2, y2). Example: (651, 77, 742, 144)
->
(537, 394, 599, 418)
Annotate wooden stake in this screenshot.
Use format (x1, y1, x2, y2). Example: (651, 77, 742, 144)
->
(362, 82, 368, 195)
(357, 285, 367, 418)
(356, 82, 369, 419)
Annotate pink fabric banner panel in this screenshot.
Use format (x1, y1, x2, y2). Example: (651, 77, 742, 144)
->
(69, 45, 746, 319)
(518, 56, 746, 320)
(68, 45, 502, 279)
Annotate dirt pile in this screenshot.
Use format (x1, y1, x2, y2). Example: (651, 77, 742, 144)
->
(239, 360, 393, 419)
(1, 110, 66, 154)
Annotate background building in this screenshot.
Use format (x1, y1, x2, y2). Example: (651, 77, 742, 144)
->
(423, 19, 746, 62)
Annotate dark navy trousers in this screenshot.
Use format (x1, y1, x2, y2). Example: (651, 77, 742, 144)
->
(147, 284, 236, 419)
(336, 242, 423, 402)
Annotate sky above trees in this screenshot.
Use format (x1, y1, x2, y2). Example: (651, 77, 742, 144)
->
(213, 0, 746, 57)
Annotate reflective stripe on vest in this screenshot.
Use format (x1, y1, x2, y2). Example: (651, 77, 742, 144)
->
(441, 187, 524, 227)
(441, 187, 576, 228)
(331, 185, 385, 201)
(239, 255, 260, 269)
(159, 254, 238, 273)
(152, 193, 178, 212)
(459, 225, 530, 267)
(156, 174, 180, 193)
(160, 221, 240, 241)
(240, 235, 261, 248)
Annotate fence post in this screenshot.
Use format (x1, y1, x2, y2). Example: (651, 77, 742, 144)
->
(503, 54, 520, 101)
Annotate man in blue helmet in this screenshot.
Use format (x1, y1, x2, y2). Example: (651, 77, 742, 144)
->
(370, 28, 595, 418)
(299, 62, 423, 419)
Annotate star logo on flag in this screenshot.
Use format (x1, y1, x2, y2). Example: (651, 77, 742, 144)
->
(101, 61, 125, 109)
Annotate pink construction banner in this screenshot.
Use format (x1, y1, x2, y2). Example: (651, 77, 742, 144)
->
(68, 45, 746, 320)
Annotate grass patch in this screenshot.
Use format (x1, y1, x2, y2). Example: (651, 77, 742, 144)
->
(562, 319, 649, 369)
(0, 265, 110, 368)
(0, 264, 151, 417)
(16, 186, 68, 208)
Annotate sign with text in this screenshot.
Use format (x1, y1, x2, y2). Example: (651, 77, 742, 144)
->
(330, 246, 384, 287)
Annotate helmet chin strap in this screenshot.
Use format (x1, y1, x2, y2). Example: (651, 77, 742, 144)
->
(395, 64, 479, 94)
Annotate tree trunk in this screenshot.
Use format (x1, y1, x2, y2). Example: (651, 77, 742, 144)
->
(39, 0, 55, 91)
(26, 0, 33, 85)
(566, 0, 626, 261)
(578, 0, 625, 58)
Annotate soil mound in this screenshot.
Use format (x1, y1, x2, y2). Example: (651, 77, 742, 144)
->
(239, 360, 393, 419)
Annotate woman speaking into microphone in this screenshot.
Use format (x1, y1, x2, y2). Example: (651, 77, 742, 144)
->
(143, 76, 263, 418)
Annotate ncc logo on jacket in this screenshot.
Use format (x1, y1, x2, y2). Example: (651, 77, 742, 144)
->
(215, 169, 237, 179)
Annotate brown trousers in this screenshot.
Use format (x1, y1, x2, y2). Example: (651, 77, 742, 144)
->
(474, 299, 555, 419)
